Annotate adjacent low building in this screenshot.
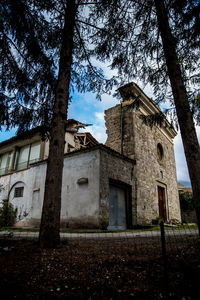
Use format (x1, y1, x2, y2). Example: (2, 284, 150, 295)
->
(178, 183, 195, 224)
(0, 83, 181, 229)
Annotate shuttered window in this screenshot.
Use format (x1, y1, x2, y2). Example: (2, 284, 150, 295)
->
(14, 187, 24, 197)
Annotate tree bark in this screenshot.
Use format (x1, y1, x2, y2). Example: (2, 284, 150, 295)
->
(154, 0, 200, 234)
(39, 0, 77, 248)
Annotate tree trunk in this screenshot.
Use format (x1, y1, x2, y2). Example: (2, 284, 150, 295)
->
(39, 0, 77, 248)
(154, 0, 200, 234)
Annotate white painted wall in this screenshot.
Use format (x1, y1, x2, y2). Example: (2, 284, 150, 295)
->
(64, 132, 77, 153)
(0, 164, 46, 225)
(43, 132, 77, 159)
(61, 151, 100, 220)
(0, 150, 100, 227)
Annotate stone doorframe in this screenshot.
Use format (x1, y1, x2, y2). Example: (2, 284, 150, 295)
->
(109, 179, 133, 229)
(156, 181, 169, 222)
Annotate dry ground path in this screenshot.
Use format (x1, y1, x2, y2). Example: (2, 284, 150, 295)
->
(0, 227, 198, 240)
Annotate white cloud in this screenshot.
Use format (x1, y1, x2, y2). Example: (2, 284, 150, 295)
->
(87, 125, 107, 144)
(92, 112, 107, 143)
(174, 132, 190, 182)
(79, 110, 107, 143)
(78, 91, 120, 112)
(174, 125, 200, 184)
(87, 111, 107, 143)
(94, 112, 104, 122)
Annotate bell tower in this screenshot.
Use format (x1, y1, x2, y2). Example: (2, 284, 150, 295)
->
(105, 82, 181, 224)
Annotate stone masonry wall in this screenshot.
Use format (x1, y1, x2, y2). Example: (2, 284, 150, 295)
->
(105, 104, 181, 225)
(133, 111, 181, 223)
(99, 148, 136, 228)
(105, 105, 122, 153)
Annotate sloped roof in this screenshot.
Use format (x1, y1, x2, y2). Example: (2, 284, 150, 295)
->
(76, 132, 99, 146)
(178, 182, 192, 193)
(0, 126, 43, 148)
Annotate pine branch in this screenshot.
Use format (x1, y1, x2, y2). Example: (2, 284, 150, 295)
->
(3, 33, 38, 73)
(75, 23, 105, 80)
(77, 2, 97, 5)
(75, 19, 106, 32)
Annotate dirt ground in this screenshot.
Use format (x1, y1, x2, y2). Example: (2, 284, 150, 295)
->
(0, 236, 199, 299)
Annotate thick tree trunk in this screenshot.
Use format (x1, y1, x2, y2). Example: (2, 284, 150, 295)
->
(39, 0, 77, 248)
(154, 0, 200, 234)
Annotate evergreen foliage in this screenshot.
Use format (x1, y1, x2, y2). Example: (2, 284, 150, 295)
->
(0, 0, 116, 135)
(89, 0, 200, 234)
(1, 0, 117, 247)
(179, 192, 194, 211)
(0, 0, 56, 133)
(1, 0, 200, 245)
(0, 199, 17, 227)
(89, 0, 200, 123)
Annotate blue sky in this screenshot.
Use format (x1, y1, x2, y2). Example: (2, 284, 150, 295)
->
(1, 84, 199, 187)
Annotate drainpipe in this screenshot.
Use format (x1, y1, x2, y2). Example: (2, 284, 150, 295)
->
(120, 102, 124, 155)
(134, 178, 138, 225)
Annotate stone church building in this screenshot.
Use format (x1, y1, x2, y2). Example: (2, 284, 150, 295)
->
(0, 83, 181, 229)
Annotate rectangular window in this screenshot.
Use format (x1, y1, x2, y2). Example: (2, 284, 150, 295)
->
(0, 152, 13, 175)
(16, 145, 29, 170)
(16, 142, 40, 170)
(14, 187, 24, 197)
(29, 142, 40, 164)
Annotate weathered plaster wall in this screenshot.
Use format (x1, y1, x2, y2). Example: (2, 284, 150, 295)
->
(43, 132, 77, 159)
(0, 163, 46, 227)
(0, 149, 100, 228)
(0, 146, 137, 229)
(64, 132, 76, 153)
(61, 150, 100, 228)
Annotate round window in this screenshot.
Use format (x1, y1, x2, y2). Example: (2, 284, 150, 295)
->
(157, 143, 164, 161)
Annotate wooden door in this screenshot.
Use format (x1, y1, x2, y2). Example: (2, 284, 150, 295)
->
(158, 186, 166, 221)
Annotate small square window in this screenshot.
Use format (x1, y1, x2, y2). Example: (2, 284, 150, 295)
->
(14, 187, 24, 197)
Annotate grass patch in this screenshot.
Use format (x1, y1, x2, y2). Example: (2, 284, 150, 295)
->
(60, 226, 161, 234)
(0, 227, 39, 232)
(165, 224, 198, 230)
